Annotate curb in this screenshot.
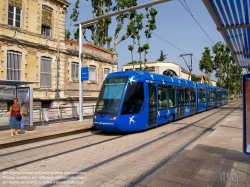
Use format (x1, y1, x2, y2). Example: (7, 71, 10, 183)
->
(0, 126, 97, 149)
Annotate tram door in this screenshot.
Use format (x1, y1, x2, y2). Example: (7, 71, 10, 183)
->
(190, 88, 196, 114)
(148, 84, 156, 125)
(177, 87, 185, 118)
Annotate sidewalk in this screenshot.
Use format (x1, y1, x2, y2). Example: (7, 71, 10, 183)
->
(0, 118, 94, 148)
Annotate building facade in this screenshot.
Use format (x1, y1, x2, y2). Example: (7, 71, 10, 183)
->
(0, 0, 117, 114)
(122, 61, 191, 80)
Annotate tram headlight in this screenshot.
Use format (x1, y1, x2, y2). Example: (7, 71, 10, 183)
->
(94, 115, 97, 119)
(109, 116, 116, 120)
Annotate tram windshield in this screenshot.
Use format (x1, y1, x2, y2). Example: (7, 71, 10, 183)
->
(95, 76, 128, 115)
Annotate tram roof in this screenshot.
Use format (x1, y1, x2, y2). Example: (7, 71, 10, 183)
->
(108, 71, 195, 86)
(203, 0, 250, 68)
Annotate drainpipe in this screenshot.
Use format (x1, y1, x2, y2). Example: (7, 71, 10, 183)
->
(56, 6, 60, 113)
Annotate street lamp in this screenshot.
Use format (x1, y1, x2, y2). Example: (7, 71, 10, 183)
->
(77, 0, 171, 121)
(79, 21, 98, 121)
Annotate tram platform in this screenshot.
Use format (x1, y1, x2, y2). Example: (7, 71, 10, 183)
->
(0, 118, 95, 149)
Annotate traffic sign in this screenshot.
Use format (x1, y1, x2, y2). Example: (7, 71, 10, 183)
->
(81, 67, 89, 81)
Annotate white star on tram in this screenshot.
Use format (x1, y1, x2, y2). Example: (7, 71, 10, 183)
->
(178, 80, 181, 84)
(162, 79, 165, 84)
(150, 73, 154, 80)
(157, 111, 160, 118)
(167, 110, 170, 115)
(129, 76, 137, 85)
(129, 116, 136, 125)
(170, 77, 173, 82)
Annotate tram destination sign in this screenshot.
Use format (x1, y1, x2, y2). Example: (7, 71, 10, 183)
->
(243, 74, 250, 155)
(81, 67, 89, 81)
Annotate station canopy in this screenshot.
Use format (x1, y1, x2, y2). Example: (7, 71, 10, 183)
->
(0, 80, 38, 87)
(203, 0, 250, 68)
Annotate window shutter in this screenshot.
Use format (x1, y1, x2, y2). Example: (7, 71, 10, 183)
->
(42, 5, 52, 27)
(7, 51, 21, 81)
(9, 0, 22, 9)
(41, 57, 51, 87)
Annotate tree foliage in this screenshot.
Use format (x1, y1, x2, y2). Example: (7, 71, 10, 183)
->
(199, 47, 213, 84)
(199, 42, 243, 97)
(156, 50, 167, 61)
(65, 0, 80, 39)
(143, 7, 158, 69)
(67, 0, 159, 72)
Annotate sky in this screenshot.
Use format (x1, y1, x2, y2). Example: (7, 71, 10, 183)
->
(65, 0, 227, 80)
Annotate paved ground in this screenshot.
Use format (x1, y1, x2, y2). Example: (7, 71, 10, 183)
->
(0, 98, 249, 186)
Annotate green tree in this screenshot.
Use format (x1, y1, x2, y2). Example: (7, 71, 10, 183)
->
(191, 74, 199, 82)
(85, 0, 137, 50)
(127, 19, 137, 70)
(66, 0, 80, 39)
(212, 42, 231, 87)
(200, 41, 243, 98)
(134, 13, 144, 70)
(199, 47, 213, 84)
(224, 60, 242, 97)
(156, 50, 167, 61)
(112, 0, 137, 62)
(143, 7, 158, 69)
(65, 29, 71, 39)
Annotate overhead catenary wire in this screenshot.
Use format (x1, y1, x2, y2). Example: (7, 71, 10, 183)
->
(179, 0, 215, 45)
(149, 30, 200, 63)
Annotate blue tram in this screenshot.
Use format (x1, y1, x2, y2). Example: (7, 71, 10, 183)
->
(93, 71, 228, 132)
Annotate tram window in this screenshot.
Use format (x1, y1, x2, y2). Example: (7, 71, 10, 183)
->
(167, 86, 176, 108)
(158, 85, 168, 110)
(209, 90, 215, 102)
(216, 91, 220, 101)
(185, 88, 191, 105)
(178, 87, 184, 102)
(190, 88, 196, 103)
(95, 76, 127, 115)
(199, 89, 206, 103)
(121, 82, 144, 115)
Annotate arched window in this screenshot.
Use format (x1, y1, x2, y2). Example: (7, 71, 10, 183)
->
(163, 69, 177, 77)
(7, 50, 22, 80)
(40, 57, 51, 87)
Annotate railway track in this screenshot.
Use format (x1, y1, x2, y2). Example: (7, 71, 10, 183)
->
(0, 100, 242, 186)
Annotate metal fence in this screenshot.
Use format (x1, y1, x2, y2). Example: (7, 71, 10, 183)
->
(33, 105, 96, 124)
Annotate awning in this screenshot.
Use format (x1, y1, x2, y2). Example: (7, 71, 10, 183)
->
(0, 80, 38, 87)
(203, 0, 250, 68)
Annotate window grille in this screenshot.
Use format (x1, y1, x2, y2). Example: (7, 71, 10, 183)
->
(40, 57, 52, 88)
(8, 4, 22, 28)
(71, 62, 78, 79)
(103, 68, 110, 80)
(7, 51, 21, 80)
(89, 66, 96, 81)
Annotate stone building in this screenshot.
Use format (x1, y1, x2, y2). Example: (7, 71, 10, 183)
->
(0, 0, 117, 114)
(122, 61, 191, 80)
